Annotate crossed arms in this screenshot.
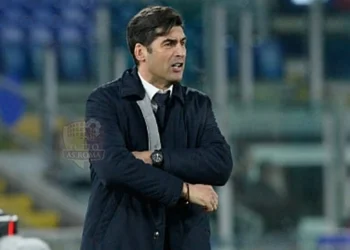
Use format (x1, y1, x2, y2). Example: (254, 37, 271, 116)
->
(85, 89, 233, 207)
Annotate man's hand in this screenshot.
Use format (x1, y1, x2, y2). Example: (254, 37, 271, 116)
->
(133, 151, 219, 211)
(182, 183, 218, 212)
(132, 151, 152, 165)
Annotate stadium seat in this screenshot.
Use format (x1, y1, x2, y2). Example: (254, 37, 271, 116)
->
(254, 39, 284, 80)
(111, 2, 142, 46)
(0, 0, 5, 9)
(60, 6, 89, 29)
(8, 0, 32, 10)
(0, 194, 33, 214)
(17, 211, 60, 228)
(0, 76, 25, 128)
(56, 0, 95, 9)
(1, 7, 27, 26)
(39, 0, 59, 9)
(13, 113, 66, 142)
(84, 26, 98, 79)
(226, 36, 238, 79)
(0, 2, 6, 17)
(55, 0, 96, 25)
(57, 24, 88, 81)
(0, 193, 60, 228)
(28, 24, 55, 79)
(31, 8, 58, 28)
(0, 23, 27, 78)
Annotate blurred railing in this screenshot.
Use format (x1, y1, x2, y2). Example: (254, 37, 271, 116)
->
(235, 203, 264, 247)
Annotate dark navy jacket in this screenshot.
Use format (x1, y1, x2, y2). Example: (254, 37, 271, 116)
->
(80, 67, 233, 250)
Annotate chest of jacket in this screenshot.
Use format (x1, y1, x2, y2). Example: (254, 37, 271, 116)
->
(117, 97, 200, 151)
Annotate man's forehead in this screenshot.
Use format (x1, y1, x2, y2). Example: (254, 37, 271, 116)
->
(156, 26, 185, 37)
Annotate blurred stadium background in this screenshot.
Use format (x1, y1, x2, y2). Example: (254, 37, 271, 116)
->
(1, 0, 350, 249)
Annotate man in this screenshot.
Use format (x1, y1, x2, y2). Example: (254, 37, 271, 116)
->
(80, 5, 233, 250)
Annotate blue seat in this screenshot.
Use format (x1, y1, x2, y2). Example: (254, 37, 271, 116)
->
(39, 0, 58, 8)
(0, 76, 25, 128)
(226, 36, 238, 79)
(2, 7, 27, 26)
(8, 0, 32, 10)
(55, 0, 97, 19)
(0, 1, 12, 15)
(63, 0, 97, 9)
(28, 24, 54, 79)
(254, 39, 284, 80)
(0, 3, 30, 31)
(84, 26, 97, 80)
(0, 0, 6, 10)
(111, 3, 142, 46)
(0, 23, 27, 78)
(31, 8, 58, 29)
(60, 7, 89, 28)
(57, 24, 88, 81)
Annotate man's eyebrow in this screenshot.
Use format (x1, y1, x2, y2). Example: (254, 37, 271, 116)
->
(162, 38, 177, 43)
(162, 37, 187, 43)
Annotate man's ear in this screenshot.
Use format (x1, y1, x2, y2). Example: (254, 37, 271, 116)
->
(134, 43, 147, 63)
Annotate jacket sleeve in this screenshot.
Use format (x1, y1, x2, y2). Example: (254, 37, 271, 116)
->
(162, 96, 233, 186)
(85, 89, 184, 207)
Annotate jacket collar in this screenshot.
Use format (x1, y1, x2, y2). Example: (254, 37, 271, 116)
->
(120, 66, 184, 104)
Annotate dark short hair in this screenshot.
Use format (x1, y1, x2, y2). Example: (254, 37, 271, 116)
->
(126, 6, 184, 65)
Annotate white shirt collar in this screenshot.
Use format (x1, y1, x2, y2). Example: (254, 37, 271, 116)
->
(138, 72, 173, 101)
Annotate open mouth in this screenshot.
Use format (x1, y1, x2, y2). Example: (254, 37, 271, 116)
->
(171, 63, 183, 69)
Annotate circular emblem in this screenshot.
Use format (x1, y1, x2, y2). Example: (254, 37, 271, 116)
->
(85, 118, 101, 141)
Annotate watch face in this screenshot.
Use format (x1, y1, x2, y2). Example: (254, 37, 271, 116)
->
(153, 152, 163, 163)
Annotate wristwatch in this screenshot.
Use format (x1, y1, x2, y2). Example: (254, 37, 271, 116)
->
(151, 150, 164, 168)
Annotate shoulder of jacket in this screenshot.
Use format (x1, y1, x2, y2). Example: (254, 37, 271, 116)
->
(87, 78, 122, 100)
(183, 86, 211, 104)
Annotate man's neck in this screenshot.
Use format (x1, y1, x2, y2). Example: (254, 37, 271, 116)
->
(138, 67, 172, 90)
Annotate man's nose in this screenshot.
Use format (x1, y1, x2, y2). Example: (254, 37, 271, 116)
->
(175, 44, 186, 57)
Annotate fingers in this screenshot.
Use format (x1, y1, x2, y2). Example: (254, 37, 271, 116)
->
(190, 184, 219, 212)
(205, 202, 217, 212)
(211, 197, 218, 211)
(210, 188, 218, 210)
(213, 190, 219, 200)
(212, 198, 218, 211)
(204, 190, 219, 212)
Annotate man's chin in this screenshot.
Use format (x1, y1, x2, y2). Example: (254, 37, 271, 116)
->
(168, 74, 183, 83)
(168, 79, 181, 85)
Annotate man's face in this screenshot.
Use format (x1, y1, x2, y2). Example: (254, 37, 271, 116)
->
(143, 26, 186, 83)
